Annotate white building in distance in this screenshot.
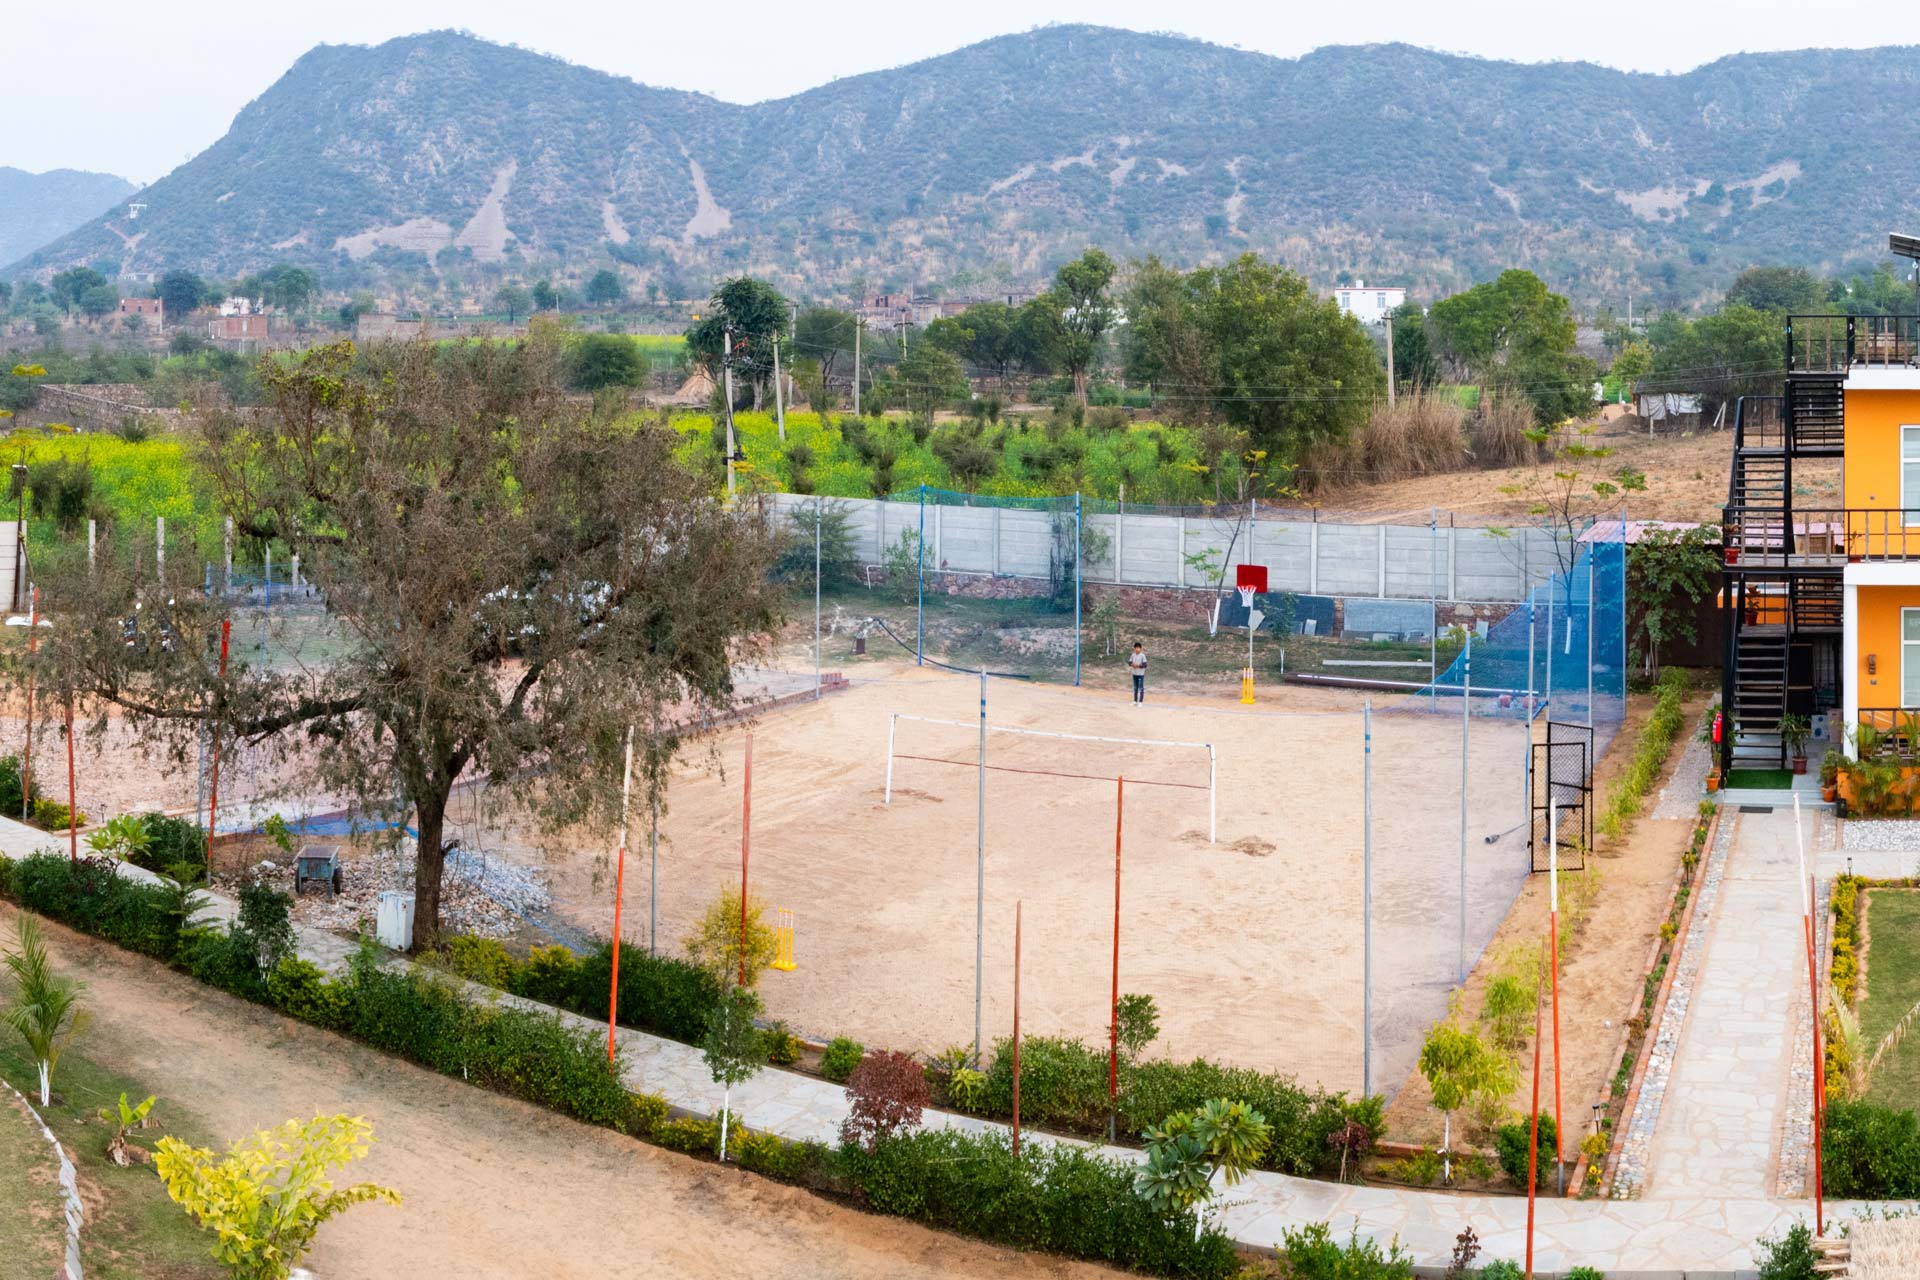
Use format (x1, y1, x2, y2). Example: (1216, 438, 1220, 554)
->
(1331, 280, 1406, 326)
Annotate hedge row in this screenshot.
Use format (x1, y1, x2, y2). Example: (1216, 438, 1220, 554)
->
(1823, 1100, 1920, 1199)
(0, 852, 1238, 1278)
(438, 933, 1374, 1179)
(1597, 668, 1690, 840)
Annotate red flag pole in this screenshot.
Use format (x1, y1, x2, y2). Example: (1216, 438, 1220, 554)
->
(21, 585, 36, 821)
(1525, 942, 1543, 1278)
(1012, 898, 1023, 1158)
(1108, 776, 1123, 1142)
(739, 733, 753, 988)
(205, 619, 230, 872)
(64, 697, 75, 863)
(606, 725, 635, 1061)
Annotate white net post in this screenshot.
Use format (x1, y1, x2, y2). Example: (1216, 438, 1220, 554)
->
(884, 713, 898, 804)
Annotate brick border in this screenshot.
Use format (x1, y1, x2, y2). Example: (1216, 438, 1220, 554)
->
(1590, 801, 1721, 1197)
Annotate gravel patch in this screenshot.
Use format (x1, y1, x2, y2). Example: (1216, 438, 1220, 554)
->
(1841, 819, 1920, 853)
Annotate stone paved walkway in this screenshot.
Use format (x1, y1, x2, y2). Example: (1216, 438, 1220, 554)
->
(1642, 806, 1807, 1199)
(6, 817, 1912, 1276)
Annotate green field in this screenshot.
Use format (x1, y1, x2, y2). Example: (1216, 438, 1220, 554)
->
(1861, 889, 1920, 1107)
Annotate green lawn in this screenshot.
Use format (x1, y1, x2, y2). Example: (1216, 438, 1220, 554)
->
(1726, 768, 1793, 790)
(0, 1084, 64, 1279)
(1861, 889, 1920, 1107)
(0, 1042, 222, 1280)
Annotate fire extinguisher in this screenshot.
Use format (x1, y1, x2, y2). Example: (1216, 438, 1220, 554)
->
(1712, 710, 1723, 745)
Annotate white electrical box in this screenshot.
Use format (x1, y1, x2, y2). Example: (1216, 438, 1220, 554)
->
(376, 891, 415, 951)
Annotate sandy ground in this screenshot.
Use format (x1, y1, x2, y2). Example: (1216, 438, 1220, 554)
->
(8, 902, 1129, 1280)
(474, 662, 1528, 1100)
(1382, 690, 1710, 1147)
(1309, 425, 1839, 525)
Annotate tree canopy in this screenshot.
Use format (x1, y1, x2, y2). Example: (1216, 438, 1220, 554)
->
(29, 336, 782, 947)
(156, 270, 209, 321)
(584, 269, 625, 307)
(1029, 249, 1116, 405)
(1426, 269, 1594, 424)
(1723, 265, 1826, 315)
(685, 276, 790, 409)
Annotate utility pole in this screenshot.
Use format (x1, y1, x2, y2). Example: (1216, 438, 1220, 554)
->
(722, 323, 737, 500)
(772, 336, 786, 441)
(852, 318, 862, 417)
(1384, 312, 1396, 409)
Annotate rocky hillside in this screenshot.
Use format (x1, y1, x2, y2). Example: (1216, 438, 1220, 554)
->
(14, 27, 1920, 304)
(0, 167, 137, 268)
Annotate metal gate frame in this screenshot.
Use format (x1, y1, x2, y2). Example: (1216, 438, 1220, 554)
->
(1531, 720, 1592, 873)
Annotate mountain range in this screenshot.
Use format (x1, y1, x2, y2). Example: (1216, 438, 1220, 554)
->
(13, 26, 1920, 306)
(0, 168, 137, 269)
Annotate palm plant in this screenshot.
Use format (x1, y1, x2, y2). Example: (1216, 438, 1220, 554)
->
(85, 813, 153, 864)
(3, 913, 89, 1104)
(1136, 1097, 1271, 1240)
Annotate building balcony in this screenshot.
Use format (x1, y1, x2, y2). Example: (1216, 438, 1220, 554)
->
(1721, 507, 1920, 568)
(1788, 314, 1920, 373)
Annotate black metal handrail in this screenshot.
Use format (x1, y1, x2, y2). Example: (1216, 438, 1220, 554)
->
(1787, 314, 1920, 372)
(1720, 505, 1920, 564)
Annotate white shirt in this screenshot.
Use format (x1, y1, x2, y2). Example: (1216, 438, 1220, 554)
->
(1127, 651, 1147, 674)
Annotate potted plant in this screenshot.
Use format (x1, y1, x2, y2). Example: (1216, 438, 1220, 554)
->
(1820, 749, 1844, 804)
(1699, 702, 1723, 792)
(1780, 714, 1812, 775)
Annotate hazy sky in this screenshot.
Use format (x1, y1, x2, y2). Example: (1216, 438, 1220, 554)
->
(21, 0, 1912, 183)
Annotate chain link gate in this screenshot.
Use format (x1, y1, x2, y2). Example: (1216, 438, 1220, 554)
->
(1531, 721, 1591, 873)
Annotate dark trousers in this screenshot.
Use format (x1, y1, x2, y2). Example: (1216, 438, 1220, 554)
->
(1132, 673, 1145, 702)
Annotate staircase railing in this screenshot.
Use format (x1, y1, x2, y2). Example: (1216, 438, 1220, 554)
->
(1787, 314, 1920, 372)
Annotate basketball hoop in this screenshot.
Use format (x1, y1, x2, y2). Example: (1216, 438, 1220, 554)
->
(1237, 585, 1256, 612)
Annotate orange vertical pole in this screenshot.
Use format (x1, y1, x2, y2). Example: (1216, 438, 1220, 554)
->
(205, 620, 230, 872)
(739, 733, 752, 988)
(1525, 944, 1542, 1278)
(606, 726, 634, 1062)
(21, 586, 36, 821)
(1109, 777, 1123, 1131)
(1806, 874, 1824, 1235)
(1012, 899, 1023, 1158)
(64, 697, 75, 863)
(1551, 907, 1563, 1191)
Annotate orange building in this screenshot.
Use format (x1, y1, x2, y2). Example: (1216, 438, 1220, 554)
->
(1721, 307, 1920, 773)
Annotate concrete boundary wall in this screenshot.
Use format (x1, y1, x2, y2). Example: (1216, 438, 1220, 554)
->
(766, 493, 1571, 605)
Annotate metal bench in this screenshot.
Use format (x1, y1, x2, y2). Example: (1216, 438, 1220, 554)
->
(293, 845, 344, 899)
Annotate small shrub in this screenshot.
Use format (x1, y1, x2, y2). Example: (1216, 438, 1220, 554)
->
(947, 1066, 988, 1112)
(1276, 1221, 1415, 1280)
(512, 943, 582, 1006)
(265, 957, 348, 1031)
(762, 1021, 802, 1066)
(840, 1048, 930, 1150)
(654, 1115, 720, 1154)
(1821, 1100, 1920, 1198)
(682, 885, 780, 986)
(234, 879, 296, 979)
(1386, 1150, 1440, 1185)
(629, 1091, 668, 1137)
(444, 934, 515, 989)
(983, 1034, 1107, 1129)
(31, 798, 83, 832)
(1755, 1222, 1817, 1280)
(1566, 1268, 1607, 1280)
(573, 942, 725, 1043)
(1478, 1262, 1524, 1280)
(1494, 1113, 1559, 1187)
(820, 1036, 865, 1083)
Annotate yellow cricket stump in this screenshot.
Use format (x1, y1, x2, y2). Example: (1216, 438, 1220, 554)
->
(1240, 667, 1255, 705)
(772, 907, 797, 971)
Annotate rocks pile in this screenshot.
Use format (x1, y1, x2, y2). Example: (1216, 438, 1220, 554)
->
(224, 840, 551, 939)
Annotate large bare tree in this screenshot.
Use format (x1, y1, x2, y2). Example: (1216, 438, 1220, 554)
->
(30, 336, 781, 947)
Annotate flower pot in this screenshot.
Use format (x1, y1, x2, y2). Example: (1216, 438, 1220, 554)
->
(1706, 772, 1721, 793)
(1724, 547, 1741, 566)
(1791, 755, 1808, 775)
(1823, 784, 1839, 803)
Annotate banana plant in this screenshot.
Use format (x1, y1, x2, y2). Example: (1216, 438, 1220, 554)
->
(99, 1092, 157, 1166)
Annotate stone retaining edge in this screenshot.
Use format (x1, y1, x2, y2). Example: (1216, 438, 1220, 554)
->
(4, 1078, 84, 1280)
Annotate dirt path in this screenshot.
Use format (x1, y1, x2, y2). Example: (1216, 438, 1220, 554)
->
(10, 904, 1120, 1280)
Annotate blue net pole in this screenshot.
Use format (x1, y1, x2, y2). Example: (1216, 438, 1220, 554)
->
(1074, 493, 1083, 687)
(916, 484, 925, 667)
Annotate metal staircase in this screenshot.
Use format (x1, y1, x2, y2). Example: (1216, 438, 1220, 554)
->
(1730, 628, 1787, 768)
(1786, 376, 1845, 454)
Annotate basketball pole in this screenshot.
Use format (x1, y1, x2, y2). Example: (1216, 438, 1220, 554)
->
(607, 724, 634, 1062)
(1108, 776, 1123, 1143)
(1362, 700, 1373, 1099)
(738, 732, 752, 989)
(973, 667, 987, 1067)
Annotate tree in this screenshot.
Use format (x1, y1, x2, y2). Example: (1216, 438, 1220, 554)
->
(894, 341, 968, 418)
(2, 912, 88, 1104)
(531, 280, 560, 312)
(1427, 270, 1595, 424)
(924, 301, 1022, 382)
(50, 266, 107, 315)
(1724, 265, 1826, 315)
(79, 282, 119, 318)
(1033, 249, 1117, 406)
(240, 265, 315, 313)
(1120, 256, 1215, 408)
(1643, 304, 1780, 415)
(791, 307, 860, 386)
(1627, 524, 1719, 676)
(1135, 1098, 1271, 1238)
(1388, 301, 1441, 392)
(156, 270, 209, 321)
(31, 337, 782, 948)
(584, 269, 625, 308)
(686, 277, 790, 411)
(155, 1114, 400, 1280)
(1011, 296, 1064, 375)
(1498, 426, 1646, 582)
(568, 333, 644, 391)
(1610, 339, 1653, 397)
(702, 985, 767, 1161)
(682, 885, 779, 986)
(493, 284, 533, 324)
(1417, 999, 1517, 1182)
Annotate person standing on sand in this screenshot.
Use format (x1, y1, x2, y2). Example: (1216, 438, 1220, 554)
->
(1128, 641, 1148, 704)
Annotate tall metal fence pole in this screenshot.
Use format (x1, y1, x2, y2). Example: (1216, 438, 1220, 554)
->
(1362, 699, 1373, 1098)
(925, 487, 933, 671)
(1460, 633, 1472, 985)
(814, 495, 823, 699)
(974, 666, 987, 1065)
(1430, 508, 1439, 707)
(1074, 494, 1083, 687)
(649, 796, 659, 956)
(1587, 550, 1596, 728)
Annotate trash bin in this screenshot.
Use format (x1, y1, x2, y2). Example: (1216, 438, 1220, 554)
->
(376, 891, 415, 951)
